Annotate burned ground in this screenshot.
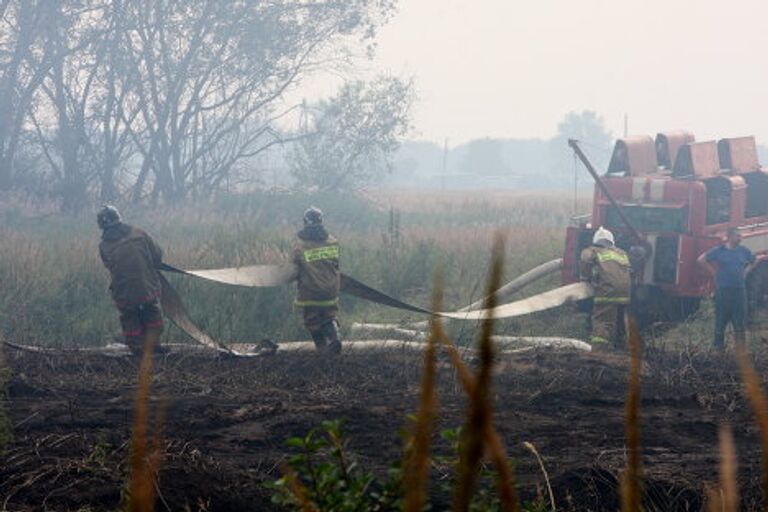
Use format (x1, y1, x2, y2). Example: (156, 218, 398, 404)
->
(2, 344, 766, 511)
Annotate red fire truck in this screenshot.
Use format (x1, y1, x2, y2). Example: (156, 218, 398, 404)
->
(562, 132, 768, 326)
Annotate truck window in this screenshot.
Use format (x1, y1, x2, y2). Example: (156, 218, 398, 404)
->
(605, 206, 687, 233)
(705, 178, 731, 225)
(653, 236, 679, 284)
(744, 172, 768, 218)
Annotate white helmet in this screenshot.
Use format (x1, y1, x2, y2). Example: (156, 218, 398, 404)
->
(303, 206, 323, 226)
(593, 226, 615, 246)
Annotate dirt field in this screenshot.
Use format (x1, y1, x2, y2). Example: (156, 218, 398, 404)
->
(2, 343, 767, 511)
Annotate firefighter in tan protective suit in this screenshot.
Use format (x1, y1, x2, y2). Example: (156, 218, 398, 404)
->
(580, 227, 632, 346)
(97, 205, 165, 356)
(294, 207, 342, 354)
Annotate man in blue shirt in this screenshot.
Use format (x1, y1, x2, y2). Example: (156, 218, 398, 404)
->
(697, 228, 757, 349)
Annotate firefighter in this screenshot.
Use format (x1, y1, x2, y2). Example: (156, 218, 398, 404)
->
(293, 207, 342, 354)
(580, 227, 632, 346)
(97, 205, 164, 356)
(697, 227, 758, 349)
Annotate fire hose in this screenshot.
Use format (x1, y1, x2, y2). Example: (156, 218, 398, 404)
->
(157, 260, 593, 356)
(3, 260, 593, 357)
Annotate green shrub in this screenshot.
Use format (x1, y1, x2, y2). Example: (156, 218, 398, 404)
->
(268, 422, 551, 511)
(267, 420, 403, 511)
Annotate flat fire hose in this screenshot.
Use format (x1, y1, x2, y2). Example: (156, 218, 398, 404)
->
(159, 274, 234, 355)
(160, 263, 592, 319)
(158, 263, 593, 354)
(3, 265, 592, 357)
(160, 262, 435, 315)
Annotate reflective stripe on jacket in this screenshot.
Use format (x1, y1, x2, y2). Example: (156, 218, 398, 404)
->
(594, 296, 630, 304)
(580, 245, 631, 300)
(293, 233, 340, 307)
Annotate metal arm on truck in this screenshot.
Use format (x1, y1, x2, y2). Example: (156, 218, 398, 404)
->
(567, 138, 646, 247)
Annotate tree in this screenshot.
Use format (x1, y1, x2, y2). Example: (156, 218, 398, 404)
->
(121, 0, 398, 203)
(0, 0, 401, 209)
(28, 1, 120, 212)
(289, 76, 413, 191)
(0, 1, 56, 190)
(459, 138, 509, 176)
(550, 110, 613, 176)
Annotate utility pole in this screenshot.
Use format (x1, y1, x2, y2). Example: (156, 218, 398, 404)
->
(623, 113, 629, 138)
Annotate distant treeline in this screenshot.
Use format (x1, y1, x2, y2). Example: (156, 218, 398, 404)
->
(388, 111, 614, 190)
(0, 0, 407, 212)
(386, 118, 768, 191)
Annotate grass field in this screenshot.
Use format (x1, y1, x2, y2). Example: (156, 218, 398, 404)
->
(0, 189, 592, 348)
(5, 189, 768, 511)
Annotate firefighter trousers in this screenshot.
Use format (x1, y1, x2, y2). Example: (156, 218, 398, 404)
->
(591, 300, 628, 347)
(301, 306, 341, 353)
(118, 300, 164, 355)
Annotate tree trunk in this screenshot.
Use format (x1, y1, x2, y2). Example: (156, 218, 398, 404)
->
(0, 1, 38, 189)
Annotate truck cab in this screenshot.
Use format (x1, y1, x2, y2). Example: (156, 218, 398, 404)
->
(563, 132, 768, 324)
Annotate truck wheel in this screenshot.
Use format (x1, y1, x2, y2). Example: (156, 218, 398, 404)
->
(631, 286, 700, 331)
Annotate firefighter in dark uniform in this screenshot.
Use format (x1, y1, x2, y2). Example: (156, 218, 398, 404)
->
(97, 205, 164, 356)
(293, 207, 342, 354)
(580, 226, 632, 346)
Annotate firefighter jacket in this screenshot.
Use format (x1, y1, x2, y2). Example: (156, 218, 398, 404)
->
(293, 225, 340, 308)
(99, 223, 163, 308)
(580, 245, 631, 304)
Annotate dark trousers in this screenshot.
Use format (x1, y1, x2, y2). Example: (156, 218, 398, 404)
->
(714, 287, 747, 348)
(592, 304, 627, 347)
(302, 305, 338, 333)
(118, 300, 164, 353)
(301, 306, 340, 352)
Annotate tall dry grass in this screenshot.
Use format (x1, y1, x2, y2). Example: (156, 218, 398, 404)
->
(115, 242, 768, 512)
(126, 329, 163, 512)
(707, 424, 739, 512)
(620, 316, 643, 512)
(0, 191, 575, 347)
(402, 273, 442, 512)
(282, 464, 320, 512)
(453, 235, 520, 512)
(736, 344, 768, 511)
(398, 236, 521, 512)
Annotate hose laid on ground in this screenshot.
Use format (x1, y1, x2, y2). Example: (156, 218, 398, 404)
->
(1, 339, 567, 356)
(463, 258, 564, 312)
(3, 261, 591, 358)
(158, 261, 591, 355)
(349, 323, 591, 352)
(398, 258, 564, 330)
(160, 261, 589, 320)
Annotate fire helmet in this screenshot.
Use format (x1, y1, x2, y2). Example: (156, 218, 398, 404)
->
(303, 206, 323, 226)
(593, 226, 615, 246)
(97, 205, 122, 230)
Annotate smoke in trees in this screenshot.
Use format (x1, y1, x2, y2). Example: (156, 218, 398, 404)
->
(0, 0, 400, 211)
(289, 77, 413, 191)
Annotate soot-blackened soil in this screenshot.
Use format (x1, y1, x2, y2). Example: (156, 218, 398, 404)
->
(2, 344, 767, 511)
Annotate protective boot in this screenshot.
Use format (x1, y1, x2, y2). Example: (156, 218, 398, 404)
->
(124, 335, 144, 357)
(310, 330, 328, 351)
(144, 327, 168, 355)
(322, 320, 342, 355)
(256, 338, 279, 356)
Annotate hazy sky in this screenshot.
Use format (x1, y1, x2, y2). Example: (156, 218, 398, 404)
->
(346, 0, 768, 145)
